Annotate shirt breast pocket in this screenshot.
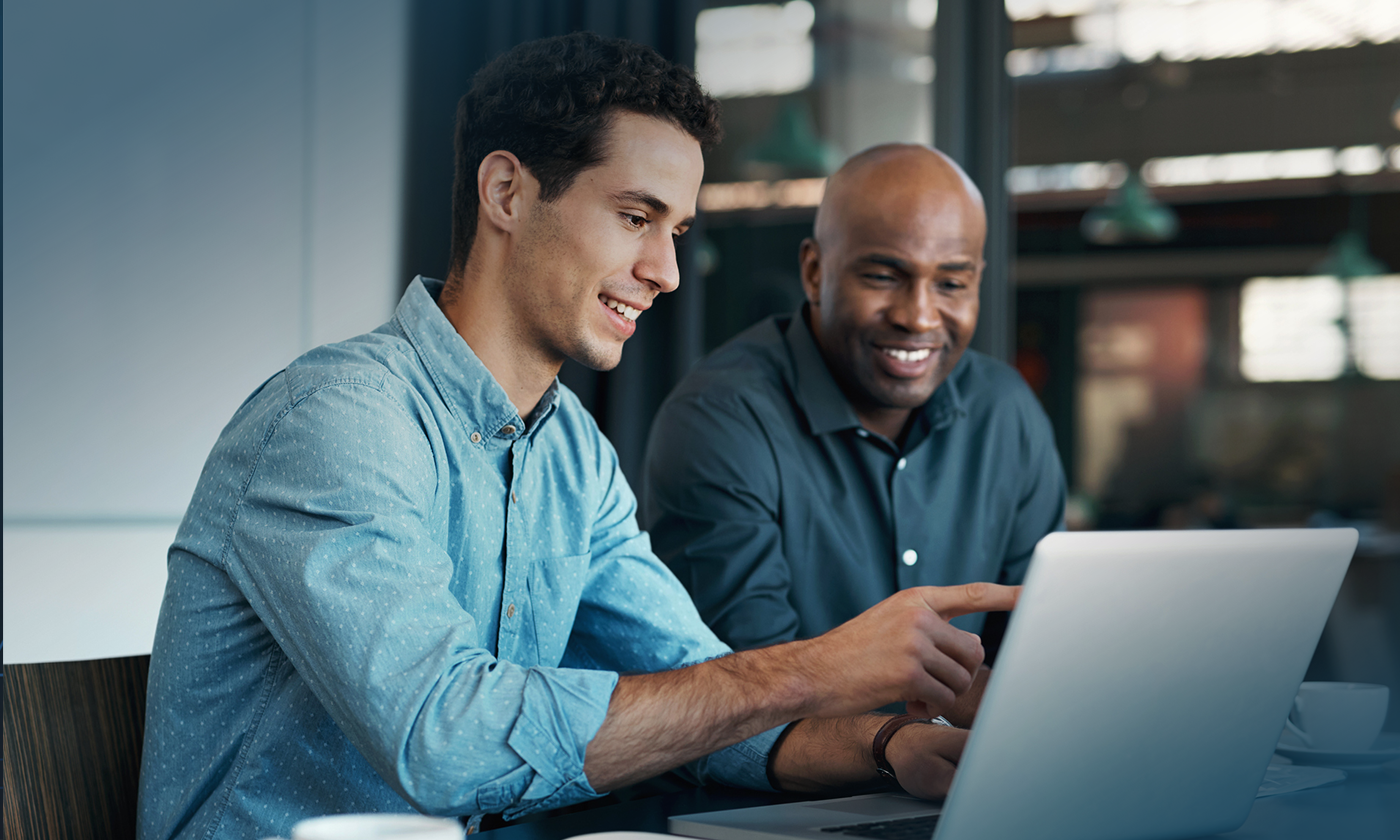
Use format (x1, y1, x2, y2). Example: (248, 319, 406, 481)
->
(527, 551, 591, 666)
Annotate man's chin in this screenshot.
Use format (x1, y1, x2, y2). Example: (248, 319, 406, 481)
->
(568, 343, 624, 373)
(864, 374, 939, 410)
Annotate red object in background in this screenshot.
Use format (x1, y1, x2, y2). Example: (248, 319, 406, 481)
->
(1016, 347, 1051, 396)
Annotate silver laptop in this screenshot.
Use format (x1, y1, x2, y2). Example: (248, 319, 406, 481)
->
(671, 528, 1357, 840)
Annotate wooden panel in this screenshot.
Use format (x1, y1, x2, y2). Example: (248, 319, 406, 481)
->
(3, 655, 150, 840)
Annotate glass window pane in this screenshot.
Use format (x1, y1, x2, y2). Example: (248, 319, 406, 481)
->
(1239, 276, 1347, 382)
(1349, 275, 1400, 380)
(696, 2, 815, 99)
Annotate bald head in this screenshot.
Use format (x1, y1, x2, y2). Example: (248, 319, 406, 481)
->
(814, 144, 984, 246)
(799, 144, 986, 442)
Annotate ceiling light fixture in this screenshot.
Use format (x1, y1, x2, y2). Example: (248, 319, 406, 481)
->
(1080, 170, 1179, 245)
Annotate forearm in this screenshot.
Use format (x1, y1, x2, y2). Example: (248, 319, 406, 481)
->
(767, 716, 887, 793)
(773, 715, 969, 800)
(583, 644, 809, 791)
(582, 583, 1013, 793)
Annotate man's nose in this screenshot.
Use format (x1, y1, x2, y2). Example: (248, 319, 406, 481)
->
(888, 281, 941, 334)
(637, 232, 681, 294)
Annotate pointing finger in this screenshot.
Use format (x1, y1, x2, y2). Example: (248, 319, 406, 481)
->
(915, 582, 1020, 619)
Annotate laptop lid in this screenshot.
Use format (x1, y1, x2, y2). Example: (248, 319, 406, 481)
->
(670, 528, 1355, 840)
(932, 528, 1356, 840)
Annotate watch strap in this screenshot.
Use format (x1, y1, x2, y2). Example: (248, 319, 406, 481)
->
(871, 714, 937, 780)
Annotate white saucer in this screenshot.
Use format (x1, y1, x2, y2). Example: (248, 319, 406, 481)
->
(1275, 732, 1400, 771)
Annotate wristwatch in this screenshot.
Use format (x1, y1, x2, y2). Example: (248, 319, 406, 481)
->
(872, 714, 952, 780)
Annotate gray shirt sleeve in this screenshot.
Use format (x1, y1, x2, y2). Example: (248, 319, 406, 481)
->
(990, 383, 1068, 587)
(643, 392, 803, 650)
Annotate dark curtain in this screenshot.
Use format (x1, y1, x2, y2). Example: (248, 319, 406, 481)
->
(400, 0, 707, 488)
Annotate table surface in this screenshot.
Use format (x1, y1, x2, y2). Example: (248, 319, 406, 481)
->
(480, 765, 1400, 840)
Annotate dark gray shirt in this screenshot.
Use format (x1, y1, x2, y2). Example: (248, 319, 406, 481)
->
(641, 309, 1066, 649)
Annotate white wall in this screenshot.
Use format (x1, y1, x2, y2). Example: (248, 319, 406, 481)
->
(2, 0, 409, 663)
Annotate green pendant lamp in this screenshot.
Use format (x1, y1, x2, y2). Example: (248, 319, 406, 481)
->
(1081, 170, 1180, 245)
(743, 97, 840, 179)
(1312, 229, 1387, 279)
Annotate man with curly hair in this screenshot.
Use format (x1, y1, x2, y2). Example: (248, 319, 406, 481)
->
(138, 33, 1015, 840)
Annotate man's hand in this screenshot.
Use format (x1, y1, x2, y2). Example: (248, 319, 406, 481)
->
(766, 715, 969, 798)
(788, 583, 1019, 720)
(883, 722, 968, 799)
(911, 665, 991, 726)
(581, 582, 1017, 793)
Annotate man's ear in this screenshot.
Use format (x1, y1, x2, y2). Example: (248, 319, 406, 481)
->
(477, 150, 529, 235)
(798, 238, 822, 306)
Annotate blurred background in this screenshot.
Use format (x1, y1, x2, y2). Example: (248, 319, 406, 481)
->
(4, 0, 1398, 721)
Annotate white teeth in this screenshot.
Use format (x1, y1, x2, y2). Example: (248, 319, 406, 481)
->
(603, 297, 639, 321)
(882, 347, 932, 362)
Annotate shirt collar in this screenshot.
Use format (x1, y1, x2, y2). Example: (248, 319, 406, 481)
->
(783, 304, 967, 438)
(395, 276, 557, 438)
(784, 306, 864, 436)
(924, 360, 966, 432)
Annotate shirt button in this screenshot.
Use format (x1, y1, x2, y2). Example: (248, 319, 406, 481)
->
(902, 549, 918, 566)
(502, 424, 516, 435)
(511, 491, 518, 504)
(470, 432, 482, 444)
(506, 604, 516, 618)
(857, 429, 870, 438)
(897, 457, 908, 470)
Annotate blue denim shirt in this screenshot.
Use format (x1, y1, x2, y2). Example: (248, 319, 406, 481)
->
(138, 278, 778, 840)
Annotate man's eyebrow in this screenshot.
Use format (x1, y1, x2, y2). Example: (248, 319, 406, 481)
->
(859, 254, 913, 273)
(858, 254, 978, 274)
(937, 259, 978, 272)
(615, 189, 670, 216)
(614, 189, 696, 230)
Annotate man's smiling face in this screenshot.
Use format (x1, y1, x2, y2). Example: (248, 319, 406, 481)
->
(506, 110, 704, 372)
(801, 146, 985, 436)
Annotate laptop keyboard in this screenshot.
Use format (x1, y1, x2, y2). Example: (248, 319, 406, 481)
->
(818, 814, 941, 839)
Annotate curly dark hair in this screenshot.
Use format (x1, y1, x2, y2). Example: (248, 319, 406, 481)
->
(448, 31, 722, 275)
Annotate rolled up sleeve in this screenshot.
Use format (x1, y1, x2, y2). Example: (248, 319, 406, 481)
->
(566, 431, 786, 792)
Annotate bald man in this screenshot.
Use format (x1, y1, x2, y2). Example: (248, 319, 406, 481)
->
(642, 145, 1065, 717)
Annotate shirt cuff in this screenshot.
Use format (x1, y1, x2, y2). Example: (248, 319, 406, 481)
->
(496, 666, 618, 819)
(691, 723, 788, 792)
(764, 721, 802, 790)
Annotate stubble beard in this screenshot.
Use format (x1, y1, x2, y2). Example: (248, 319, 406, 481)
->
(509, 204, 628, 374)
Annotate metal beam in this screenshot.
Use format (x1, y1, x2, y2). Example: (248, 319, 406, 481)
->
(934, 0, 1015, 363)
(1015, 246, 1330, 287)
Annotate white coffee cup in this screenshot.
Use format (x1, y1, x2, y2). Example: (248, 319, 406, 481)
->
(261, 813, 465, 840)
(1283, 681, 1389, 752)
